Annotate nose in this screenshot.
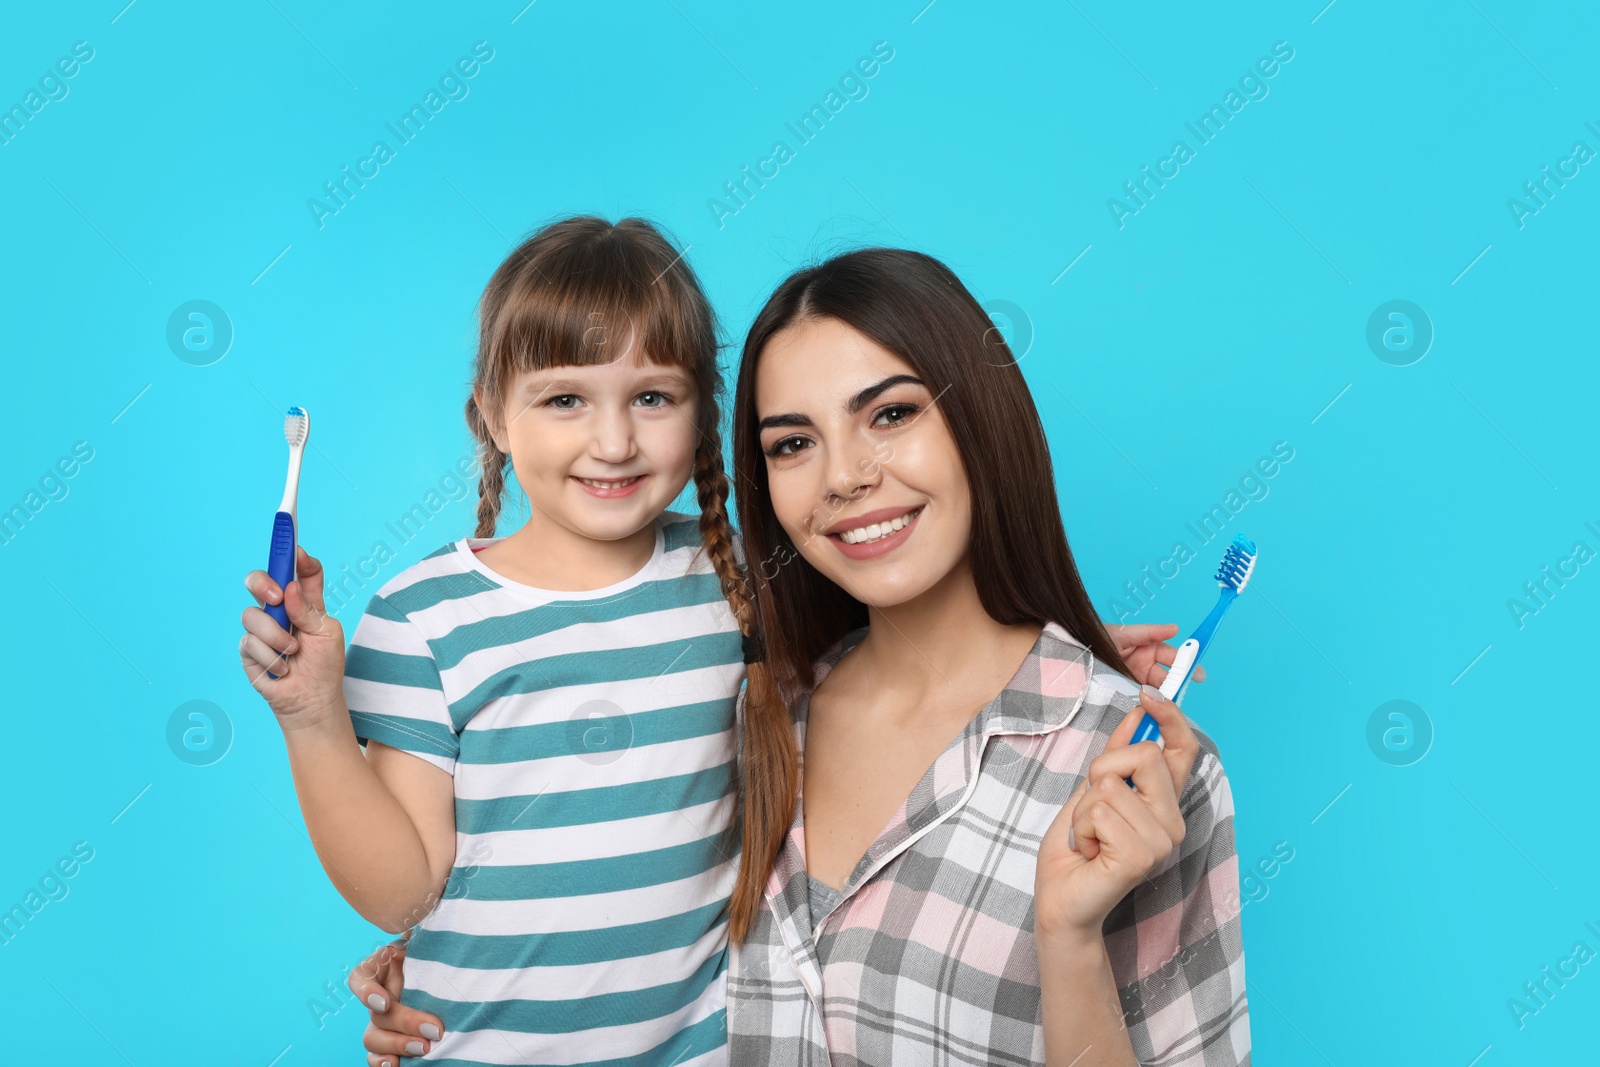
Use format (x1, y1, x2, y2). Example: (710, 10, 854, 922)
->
(821, 427, 883, 511)
(590, 403, 638, 465)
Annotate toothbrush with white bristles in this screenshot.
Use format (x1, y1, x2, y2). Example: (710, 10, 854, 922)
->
(1127, 534, 1257, 769)
(264, 407, 309, 678)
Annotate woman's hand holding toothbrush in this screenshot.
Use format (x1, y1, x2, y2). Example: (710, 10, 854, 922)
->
(239, 544, 349, 731)
(1035, 685, 1198, 936)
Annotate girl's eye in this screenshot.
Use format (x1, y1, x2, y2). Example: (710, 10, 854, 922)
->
(635, 391, 670, 408)
(874, 403, 919, 427)
(765, 435, 811, 458)
(548, 394, 582, 410)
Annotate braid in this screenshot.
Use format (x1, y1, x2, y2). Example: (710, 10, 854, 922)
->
(465, 394, 507, 540)
(690, 417, 798, 945)
(691, 423, 755, 635)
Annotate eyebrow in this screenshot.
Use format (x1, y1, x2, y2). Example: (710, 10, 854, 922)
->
(520, 369, 691, 397)
(758, 374, 926, 431)
(523, 378, 583, 397)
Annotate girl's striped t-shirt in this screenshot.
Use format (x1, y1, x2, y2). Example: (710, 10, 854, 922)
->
(342, 511, 745, 1067)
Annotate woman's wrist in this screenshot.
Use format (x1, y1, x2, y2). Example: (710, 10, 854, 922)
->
(1033, 877, 1110, 952)
(1034, 919, 1105, 962)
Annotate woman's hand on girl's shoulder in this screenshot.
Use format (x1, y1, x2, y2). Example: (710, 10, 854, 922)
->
(346, 938, 445, 1065)
(1033, 684, 1199, 941)
(239, 544, 348, 730)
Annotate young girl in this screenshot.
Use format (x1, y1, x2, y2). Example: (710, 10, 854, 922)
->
(238, 216, 766, 1066)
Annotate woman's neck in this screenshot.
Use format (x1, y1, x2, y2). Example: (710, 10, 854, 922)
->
(849, 554, 1043, 718)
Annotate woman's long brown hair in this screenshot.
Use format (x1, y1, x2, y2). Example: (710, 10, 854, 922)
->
(725, 247, 1136, 941)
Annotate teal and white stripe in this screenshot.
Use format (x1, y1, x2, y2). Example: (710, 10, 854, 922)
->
(343, 512, 744, 1067)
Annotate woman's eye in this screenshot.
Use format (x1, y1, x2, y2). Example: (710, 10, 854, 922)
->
(766, 435, 811, 458)
(635, 391, 670, 408)
(874, 403, 919, 427)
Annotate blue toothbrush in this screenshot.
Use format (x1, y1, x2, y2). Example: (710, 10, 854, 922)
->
(263, 407, 309, 679)
(1129, 534, 1257, 766)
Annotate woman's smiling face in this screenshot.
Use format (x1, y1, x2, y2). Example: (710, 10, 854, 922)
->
(756, 315, 972, 608)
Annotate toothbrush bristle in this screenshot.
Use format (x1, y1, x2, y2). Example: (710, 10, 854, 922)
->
(283, 407, 310, 447)
(1215, 533, 1257, 592)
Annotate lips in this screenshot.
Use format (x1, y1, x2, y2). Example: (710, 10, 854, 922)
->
(822, 505, 925, 560)
(833, 506, 923, 545)
(573, 474, 647, 499)
(576, 476, 642, 490)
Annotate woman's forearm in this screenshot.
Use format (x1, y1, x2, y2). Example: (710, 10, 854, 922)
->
(279, 709, 445, 932)
(1038, 927, 1139, 1067)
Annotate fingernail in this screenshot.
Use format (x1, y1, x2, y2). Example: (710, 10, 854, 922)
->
(406, 1041, 425, 1055)
(420, 1023, 441, 1040)
(366, 992, 387, 1012)
(1141, 684, 1163, 702)
(284, 640, 299, 655)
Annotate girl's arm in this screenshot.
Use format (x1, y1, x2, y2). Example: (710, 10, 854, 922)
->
(241, 546, 456, 932)
(280, 716, 456, 933)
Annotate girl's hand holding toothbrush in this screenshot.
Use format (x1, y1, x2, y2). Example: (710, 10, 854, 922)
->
(239, 544, 349, 730)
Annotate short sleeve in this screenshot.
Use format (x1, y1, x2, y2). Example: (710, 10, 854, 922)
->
(343, 592, 460, 776)
(1104, 737, 1251, 1065)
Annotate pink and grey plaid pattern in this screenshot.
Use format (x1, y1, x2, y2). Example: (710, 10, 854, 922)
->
(728, 621, 1250, 1066)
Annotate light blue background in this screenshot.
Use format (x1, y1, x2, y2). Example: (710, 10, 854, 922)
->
(3, 1, 1595, 1063)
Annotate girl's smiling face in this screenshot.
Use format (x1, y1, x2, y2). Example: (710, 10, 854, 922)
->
(756, 316, 972, 608)
(479, 339, 699, 544)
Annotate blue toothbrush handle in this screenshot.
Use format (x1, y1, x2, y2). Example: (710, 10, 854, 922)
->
(264, 511, 296, 678)
(1120, 535, 1254, 789)
(1124, 635, 1201, 786)
(1125, 707, 1169, 787)
(1130, 713, 1163, 746)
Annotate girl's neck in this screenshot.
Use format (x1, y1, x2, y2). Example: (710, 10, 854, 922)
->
(849, 555, 1043, 712)
(479, 511, 658, 592)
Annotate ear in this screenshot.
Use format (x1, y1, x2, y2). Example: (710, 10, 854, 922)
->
(472, 385, 511, 454)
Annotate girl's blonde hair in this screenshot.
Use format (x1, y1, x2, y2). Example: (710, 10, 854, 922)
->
(465, 219, 770, 818)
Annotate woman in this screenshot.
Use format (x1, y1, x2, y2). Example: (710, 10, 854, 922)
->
(353, 248, 1248, 1066)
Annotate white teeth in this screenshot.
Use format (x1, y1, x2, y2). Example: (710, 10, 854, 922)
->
(838, 508, 920, 545)
(579, 476, 639, 489)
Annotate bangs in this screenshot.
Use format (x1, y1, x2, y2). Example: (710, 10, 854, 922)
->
(481, 224, 709, 382)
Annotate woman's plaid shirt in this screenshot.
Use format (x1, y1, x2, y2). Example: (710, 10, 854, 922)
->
(728, 621, 1251, 1066)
